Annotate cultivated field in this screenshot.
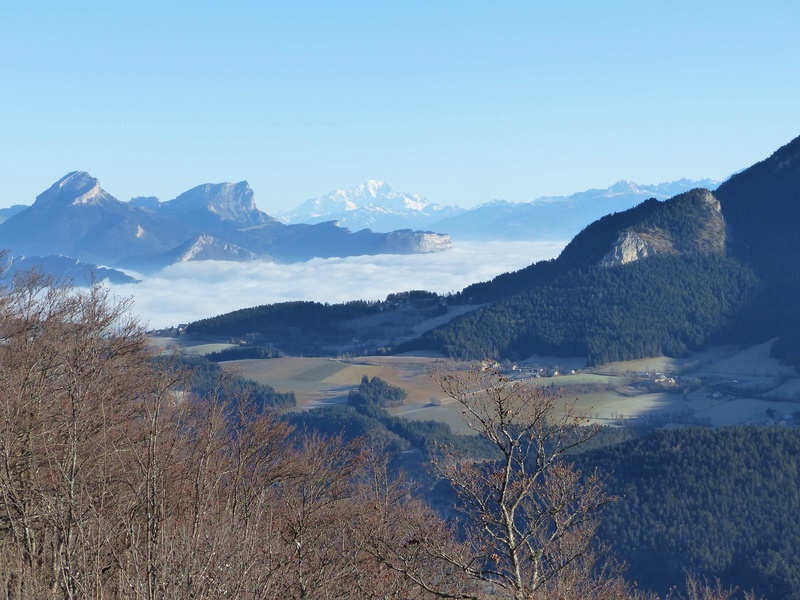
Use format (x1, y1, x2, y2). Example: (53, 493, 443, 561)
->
(155, 335, 800, 432)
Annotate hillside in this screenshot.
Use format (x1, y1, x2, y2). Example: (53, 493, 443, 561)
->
(398, 137, 800, 364)
(581, 426, 800, 599)
(714, 135, 800, 354)
(398, 188, 755, 364)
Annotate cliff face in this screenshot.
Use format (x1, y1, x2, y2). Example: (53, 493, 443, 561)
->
(409, 232, 452, 253)
(600, 189, 726, 267)
(599, 232, 657, 267)
(380, 231, 452, 254)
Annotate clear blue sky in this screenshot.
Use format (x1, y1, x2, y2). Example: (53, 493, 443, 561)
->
(2, 1, 798, 212)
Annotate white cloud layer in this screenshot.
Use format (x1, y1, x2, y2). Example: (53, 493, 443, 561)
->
(106, 241, 567, 329)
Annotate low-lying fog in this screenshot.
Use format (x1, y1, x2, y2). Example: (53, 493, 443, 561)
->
(108, 241, 567, 330)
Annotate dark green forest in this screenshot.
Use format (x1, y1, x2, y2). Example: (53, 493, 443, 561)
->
(578, 426, 800, 599)
(348, 374, 409, 407)
(186, 300, 384, 354)
(186, 293, 446, 356)
(399, 254, 759, 365)
(205, 344, 283, 362)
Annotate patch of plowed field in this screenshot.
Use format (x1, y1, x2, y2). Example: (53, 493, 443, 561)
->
(222, 356, 450, 406)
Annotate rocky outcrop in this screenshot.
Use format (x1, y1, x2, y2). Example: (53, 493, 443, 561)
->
(171, 234, 259, 263)
(600, 189, 726, 268)
(380, 231, 452, 254)
(31, 171, 117, 210)
(158, 181, 277, 231)
(600, 232, 657, 267)
(411, 232, 452, 253)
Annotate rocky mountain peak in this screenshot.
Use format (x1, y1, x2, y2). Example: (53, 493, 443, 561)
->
(161, 181, 272, 228)
(608, 180, 641, 195)
(279, 180, 454, 231)
(693, 188, 721, 211)
(170, 181, 254, 211)
(33, 171, 115, 209)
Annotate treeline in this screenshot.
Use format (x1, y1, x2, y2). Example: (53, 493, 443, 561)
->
(186, 299, 383, 354)
(772, 319, 800, 369)
(348, 375, 408, 407)
(400, 254, 759, 364)
(170, 353, 296, 407)
(205, 344, 283, 362)
(288, 400, 495, 463)
(579, 426, 800, 599)
(186, 292, 445, 356)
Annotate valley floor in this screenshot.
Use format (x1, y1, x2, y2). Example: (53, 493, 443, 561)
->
(153, 336, 800, 432)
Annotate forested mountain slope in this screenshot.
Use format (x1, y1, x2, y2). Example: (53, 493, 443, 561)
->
(401, 137, 800, 363)
(714, 135, 800, 361)
(399, 188, 757, 364)
(580, 426, 800, 599)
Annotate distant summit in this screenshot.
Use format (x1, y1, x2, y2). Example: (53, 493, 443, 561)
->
(0, 172, 190, 264)
(32, 171, 117, 210)
(280, 180, 464, 231)
(132, 181, 278, 233)
(429, 178, 721, 241)
(279, 177, 720, 240)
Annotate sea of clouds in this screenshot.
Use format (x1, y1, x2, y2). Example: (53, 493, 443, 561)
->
(106, 240, 567, 329)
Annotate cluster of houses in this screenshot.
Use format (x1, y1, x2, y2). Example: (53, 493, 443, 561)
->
(481, 360, 579, 379)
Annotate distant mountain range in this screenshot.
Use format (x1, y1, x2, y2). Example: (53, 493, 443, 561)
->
(0, 255, 138, 286)
(280, 178, 720, 241)
(0, 173, 452, 278)
(0, 171, 722, 285)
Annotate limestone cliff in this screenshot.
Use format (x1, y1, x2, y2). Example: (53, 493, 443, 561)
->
(381, 230, 452, 254)
(600, 189, 726, 267)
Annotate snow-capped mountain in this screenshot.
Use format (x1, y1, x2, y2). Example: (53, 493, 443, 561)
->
(279, 180, 464, 231)
(428, 178, 722, 241)
(280, 178, 720, 239)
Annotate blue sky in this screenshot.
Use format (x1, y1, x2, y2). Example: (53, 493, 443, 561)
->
(2, 1, 798, 212)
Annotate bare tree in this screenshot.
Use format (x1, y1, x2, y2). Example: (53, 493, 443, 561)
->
(0, 272, 169, 598)
(401, 365, 628, 600)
